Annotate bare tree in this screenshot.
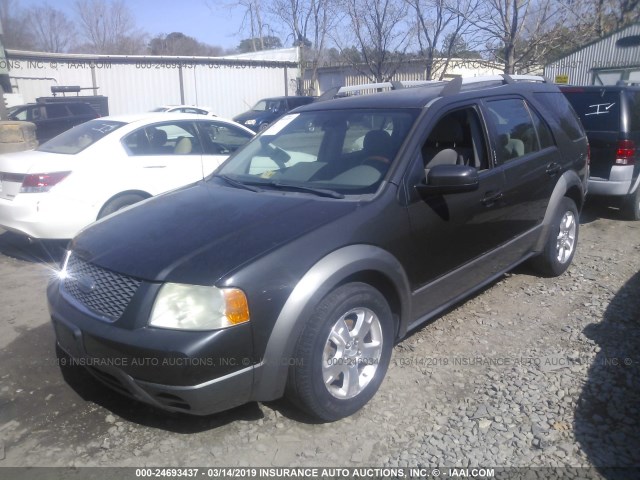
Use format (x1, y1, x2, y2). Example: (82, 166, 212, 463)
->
(462, 0, 568, 74)
(0, 0, 36, 50)
(28, 3, 76, 53)
(219, 0, 269, 52)
(337, 0, 413, 82)
(407, 0, 477, 79)
(269, 0, 337, 94)
(74, 0, 146, 54)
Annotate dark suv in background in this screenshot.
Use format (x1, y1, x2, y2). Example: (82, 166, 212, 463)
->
(233, 95, 315, 132)
(8, 101, 99, 143)
(49, 75, 588, 422)
(560, 85, 640, 220)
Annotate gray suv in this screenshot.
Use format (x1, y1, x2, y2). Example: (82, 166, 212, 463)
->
(48, 75, 588, 421)
(560, 85, 640, 220)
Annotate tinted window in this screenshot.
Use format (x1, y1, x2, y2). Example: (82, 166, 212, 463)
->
(67, 103, 94, 115)
(625, 90, 640, 132)
(528, 106, 554, 149)
(534, 92, 585, 141)
(486, 99, 537, 163)
(37, 119, 124, 154)
(560, 90, 620, 132)
(45, 104, 69, 118)
(198, 122, 253, 155)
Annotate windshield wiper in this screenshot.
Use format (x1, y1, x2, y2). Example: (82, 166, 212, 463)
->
(266, 182, 345, 199)
(214, 174, 263, 193)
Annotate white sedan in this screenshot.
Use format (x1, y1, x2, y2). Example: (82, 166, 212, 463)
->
(151, 105, 217, 116)
(0, 113, 254, 239)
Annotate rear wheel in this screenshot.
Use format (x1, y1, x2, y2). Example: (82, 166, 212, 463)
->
(531, 197, 579, 276)
(621, 187, 640, 221)
(98, 193, 146, 219)
(287, 282, 394, 422)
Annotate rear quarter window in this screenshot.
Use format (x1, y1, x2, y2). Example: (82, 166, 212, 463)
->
(626, 91, 640, 132)
(534, 92, 585, 141)
(560, 90, 620, 132)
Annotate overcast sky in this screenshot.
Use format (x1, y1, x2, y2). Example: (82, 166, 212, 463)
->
(19, 0, 250, 50)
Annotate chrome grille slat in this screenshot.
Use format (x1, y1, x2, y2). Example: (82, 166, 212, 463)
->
(62, 254, 141, 320)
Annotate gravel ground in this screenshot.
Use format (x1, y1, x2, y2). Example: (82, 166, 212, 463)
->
(0, 201, 638, 475)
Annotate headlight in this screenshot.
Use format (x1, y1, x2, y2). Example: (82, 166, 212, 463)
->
(149, 283, 250, 330)
(245, 119, 256, 125)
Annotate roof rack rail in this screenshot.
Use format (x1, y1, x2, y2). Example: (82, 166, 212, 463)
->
(438, 74, 548, 96)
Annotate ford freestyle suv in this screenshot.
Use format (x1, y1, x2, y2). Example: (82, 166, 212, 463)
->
(560, 85, 640, 220)
(48, 75, 589, 421)
(233, 95, 316, 132)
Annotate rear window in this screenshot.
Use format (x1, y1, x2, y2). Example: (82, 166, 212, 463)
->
(561, 89, 621, 132)
(534, 92, 585, 141)
(38, 119, 125, 154)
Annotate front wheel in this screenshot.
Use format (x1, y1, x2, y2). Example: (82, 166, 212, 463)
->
(286, 282, 394, 422)
(531, 197, 579, 277)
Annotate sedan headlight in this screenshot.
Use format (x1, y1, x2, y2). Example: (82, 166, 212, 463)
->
(149, 283, 250, 330)
(245, 119, 256, 125)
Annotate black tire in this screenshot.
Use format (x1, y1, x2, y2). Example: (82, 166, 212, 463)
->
(531, 197, 579, 277)
(98, 193, 146, 219)
(286, 282, 394, 422)
(258, 122, 270, 132)
(621, 187, 640, 221)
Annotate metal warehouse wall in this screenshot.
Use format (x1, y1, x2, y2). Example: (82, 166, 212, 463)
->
(5, 50, 297, 119)
(544, 23, 640, 85)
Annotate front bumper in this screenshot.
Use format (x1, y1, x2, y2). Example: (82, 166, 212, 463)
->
(48, 280, 255, 415)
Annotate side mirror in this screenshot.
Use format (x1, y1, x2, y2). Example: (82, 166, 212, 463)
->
(415, 164, 479, 195)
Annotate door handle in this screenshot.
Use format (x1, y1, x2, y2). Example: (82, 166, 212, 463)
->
(482, 191, 503, 207)
(546, 162, 561, 176)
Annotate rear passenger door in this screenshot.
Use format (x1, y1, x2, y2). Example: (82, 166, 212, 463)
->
(482, 97, 559, 231)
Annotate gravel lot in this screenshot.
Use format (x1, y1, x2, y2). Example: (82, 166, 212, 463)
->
(0, 201, 638, 475)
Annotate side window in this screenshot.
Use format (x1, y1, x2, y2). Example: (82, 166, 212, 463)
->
(486, 99, 538, 164)
(13, 109, 28, 121)
(30, 107, 42, 120)
(45, 104, 69, 119)
(198, 122, 253, 155)
(422, 107, 489, 171)
(123, 122, 200, 156)
(528, 106, 554, 149)
(67, 103, 91, 115)
(536, 92, 586, 141)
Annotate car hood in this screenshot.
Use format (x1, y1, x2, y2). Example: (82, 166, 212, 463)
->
(71, 181, 359, 284)
(0, 149, 75, 174)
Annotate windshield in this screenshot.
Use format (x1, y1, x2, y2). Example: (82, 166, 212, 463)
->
(214, 108, 419, 196)
(37, 119, 125, 154)
(252, 99, 284, 112)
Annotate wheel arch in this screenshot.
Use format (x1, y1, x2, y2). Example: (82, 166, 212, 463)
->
(97, 190, 153, 219)
(534, 171, 585, 252)
(251, 244, 411, 401)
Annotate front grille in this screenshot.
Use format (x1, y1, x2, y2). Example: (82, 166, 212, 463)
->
(63, 253, 141, 320)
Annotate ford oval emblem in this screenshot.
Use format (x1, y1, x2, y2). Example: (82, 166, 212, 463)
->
(76, 275, 97, 294)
